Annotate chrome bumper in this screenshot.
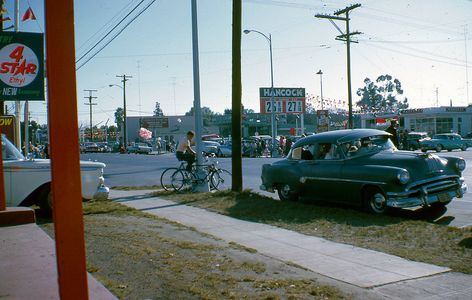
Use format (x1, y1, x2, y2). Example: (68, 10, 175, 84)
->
(94, 185, 109, 200)
(386, 180, 467, 209)
(259, 184, 274, 193)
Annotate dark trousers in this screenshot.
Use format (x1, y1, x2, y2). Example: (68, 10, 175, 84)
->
(176, 151, 195, 171)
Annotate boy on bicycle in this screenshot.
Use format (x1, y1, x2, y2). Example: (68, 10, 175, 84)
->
(176, 131, 196, 171)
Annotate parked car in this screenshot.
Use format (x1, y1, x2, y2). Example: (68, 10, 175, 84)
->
(404, 132, 429, 151)
(127, 142, 152, 154)
(260, 129, 467, 214)
(2, 135, 109, 215)
(96, 142, 111, 153)
(419, 133, 468, 152)
(81, 142, 100, 153)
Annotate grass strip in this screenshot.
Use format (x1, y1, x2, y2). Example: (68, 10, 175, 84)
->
(151, 189, 472, 274)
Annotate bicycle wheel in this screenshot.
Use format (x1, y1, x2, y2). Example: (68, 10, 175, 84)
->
(160, 168, 180, 191)
(171, 169, 193, 192)
(210, 169, 232, 191)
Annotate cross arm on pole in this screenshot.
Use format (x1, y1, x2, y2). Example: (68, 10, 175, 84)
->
(315, 14, 347, 21)
(334, 3, 361, 16)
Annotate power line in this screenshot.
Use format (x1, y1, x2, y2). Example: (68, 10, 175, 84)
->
(76, 0, 157, 71)
(76, 0, 146, 64)
(76, 0, 136, 52)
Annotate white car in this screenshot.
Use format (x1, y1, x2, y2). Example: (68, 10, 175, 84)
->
(2, 135, 109, 215)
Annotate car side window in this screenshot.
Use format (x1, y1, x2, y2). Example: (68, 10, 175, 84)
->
(291, 147, 302, 160)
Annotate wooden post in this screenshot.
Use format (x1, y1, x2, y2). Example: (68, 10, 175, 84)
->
(45, 1, 89, 299)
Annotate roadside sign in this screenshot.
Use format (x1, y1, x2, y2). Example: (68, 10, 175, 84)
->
(317, 110, 329, 132)
(0, 115, 16, 141)
(259, 87, 305, 114)
(0, 32, 44, 100)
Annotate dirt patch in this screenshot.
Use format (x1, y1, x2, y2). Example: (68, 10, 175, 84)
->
(40, 201, 353, 300)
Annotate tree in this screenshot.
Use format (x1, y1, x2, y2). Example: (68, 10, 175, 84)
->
(153, 101, 164, 116)
(356, 74, 409, 113)
(185, 106, 220, 126)
(114, 107, 123, 131)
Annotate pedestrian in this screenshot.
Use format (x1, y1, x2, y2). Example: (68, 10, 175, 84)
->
(176, 131, 196, 171)
(284, 138, 292, 156)
(385, 119, 399, 148)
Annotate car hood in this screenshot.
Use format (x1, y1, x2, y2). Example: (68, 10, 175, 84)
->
(358, 150, 450, 179)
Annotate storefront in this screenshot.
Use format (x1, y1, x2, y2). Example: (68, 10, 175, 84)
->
(360, 106, 472, 136)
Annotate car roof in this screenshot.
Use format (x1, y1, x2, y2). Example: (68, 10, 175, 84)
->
(293, 129, 391, 147)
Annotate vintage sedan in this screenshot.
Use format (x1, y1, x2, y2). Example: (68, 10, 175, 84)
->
(3, 135, 109, 215)
(260, 129, 467, 214)
(420, 133, 468, 152)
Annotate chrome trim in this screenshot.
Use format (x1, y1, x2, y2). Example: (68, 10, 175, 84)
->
(300, 176, 386, 185)
(405, 174, 460, 191)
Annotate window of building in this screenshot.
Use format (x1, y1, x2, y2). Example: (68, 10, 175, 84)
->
(413, 118, 435, 134)
(436, 117, 453, 133)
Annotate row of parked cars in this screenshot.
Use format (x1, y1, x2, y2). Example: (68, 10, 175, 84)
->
(404, 132, 472, 152)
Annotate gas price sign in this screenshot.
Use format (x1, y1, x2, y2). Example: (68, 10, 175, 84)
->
(0, 32, 44, 100)
(260, 88, 305, 114)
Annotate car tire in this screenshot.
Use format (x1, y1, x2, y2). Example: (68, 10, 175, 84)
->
(363, 187, 387, 215)
(409, 145, 415, 151)
(461, 145, 467, 151)
(217, 149, 223, 157)
(277, 184, 298, 202)
(435, 145, 442, 152)
(39, 184, 53, 217)
(421, 148, 427, 153)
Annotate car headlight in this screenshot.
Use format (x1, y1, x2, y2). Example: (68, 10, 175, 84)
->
(456, 159, 466, 172)
(397, 169, 410, 184)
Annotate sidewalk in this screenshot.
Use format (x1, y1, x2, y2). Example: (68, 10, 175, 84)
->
(112, 189, 472, 299)
(0, 222, 116, 300)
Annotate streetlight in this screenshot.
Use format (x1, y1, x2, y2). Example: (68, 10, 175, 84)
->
(316, 70, 324, 110)
(109, 84, 127, 148)
(244, 29, 278, 157)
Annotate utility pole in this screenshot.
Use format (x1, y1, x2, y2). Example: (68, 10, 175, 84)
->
(465, 25, 470, 105)
(14, 0, 21, 149)
(83, 90, 97, 142)
(315, 3, 361, 129)
(436, 87, 439, 107)
(232, 0, 242, 191)
(116, 74, 132, 147)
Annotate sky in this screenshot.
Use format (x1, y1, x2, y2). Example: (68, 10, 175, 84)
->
(5, 0, 472, 127)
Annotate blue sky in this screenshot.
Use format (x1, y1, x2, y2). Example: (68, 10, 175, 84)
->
(6, 0, 472, 127)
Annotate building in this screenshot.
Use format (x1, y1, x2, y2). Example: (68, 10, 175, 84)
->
(360, 106, 472, 136)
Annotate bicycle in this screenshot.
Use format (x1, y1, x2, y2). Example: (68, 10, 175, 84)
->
(160, 159, 231, 192)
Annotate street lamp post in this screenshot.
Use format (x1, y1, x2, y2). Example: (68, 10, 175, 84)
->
(316, 70, 324, 110)
(109, 83, 128, 148)
(244, 29, 278, 157)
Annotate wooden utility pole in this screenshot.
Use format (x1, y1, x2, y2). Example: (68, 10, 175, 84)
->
(232, 0, 242, 191)
(315, 4, 361, 129)
(84, 89, 97, 142)
(116, 75, 132, 146)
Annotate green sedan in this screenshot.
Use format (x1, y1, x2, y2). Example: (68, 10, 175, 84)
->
(260, 129, 467, 214)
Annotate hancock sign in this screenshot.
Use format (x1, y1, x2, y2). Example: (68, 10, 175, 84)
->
(259, 87, 305, 114)
(0, 32, 44, 100)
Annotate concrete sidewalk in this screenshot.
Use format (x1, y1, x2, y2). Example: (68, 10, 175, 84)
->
(0, 223, 116, 300)
(112, 189, 472, 299)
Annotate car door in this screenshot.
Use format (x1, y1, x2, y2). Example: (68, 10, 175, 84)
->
(297, 143, 343, 201)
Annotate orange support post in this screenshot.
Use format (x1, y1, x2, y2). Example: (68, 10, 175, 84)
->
(45, 1, 89, 299)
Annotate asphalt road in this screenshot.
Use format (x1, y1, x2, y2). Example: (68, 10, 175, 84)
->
(82, 149, 472, 228)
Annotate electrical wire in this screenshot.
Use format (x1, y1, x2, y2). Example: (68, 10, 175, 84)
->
(76, 0, 136, 52)
(76, 0, 157, 71)
(76, 0, 146, 64)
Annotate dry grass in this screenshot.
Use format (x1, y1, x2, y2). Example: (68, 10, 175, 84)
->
(150, 189, 472, 274)
(39, 200, 349, 300)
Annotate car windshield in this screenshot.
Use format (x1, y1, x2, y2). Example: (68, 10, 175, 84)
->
(340, 135, 395, 157)
(2, 135, 25, 160)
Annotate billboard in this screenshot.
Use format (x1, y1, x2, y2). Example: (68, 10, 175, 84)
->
(0, 115, 16, 141)
(0, 32, 44, 100)
(259, 87, 305, 114)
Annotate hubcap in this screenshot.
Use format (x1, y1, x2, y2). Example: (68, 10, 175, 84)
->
(371, 193, 386, 212)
